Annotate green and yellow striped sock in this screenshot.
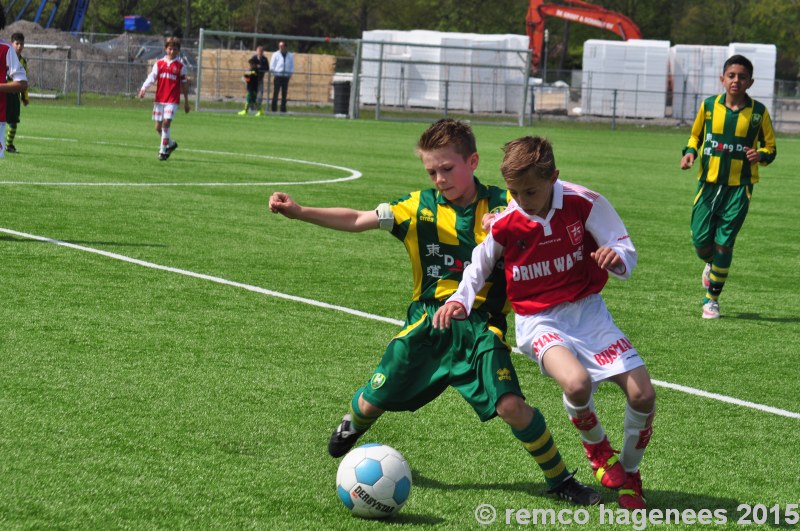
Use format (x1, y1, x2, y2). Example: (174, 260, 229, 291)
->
(512, 409, 570, 488)
(705, 249, 732, 302)
(349, 388, 380, 433)
(6, 123, 17, 146)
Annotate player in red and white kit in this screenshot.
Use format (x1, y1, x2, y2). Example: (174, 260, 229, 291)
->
(0, 8, 28, 158)
(433, 136, 655, 510)
(138, 36, 190, 161)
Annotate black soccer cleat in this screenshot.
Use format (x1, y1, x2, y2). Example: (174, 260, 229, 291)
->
(158, 152, 169, 161)
(547, 470, 602, 506)
(5, 144, 17, 153)
(328, 414, 363, 457)
(166, 141, 178, 155)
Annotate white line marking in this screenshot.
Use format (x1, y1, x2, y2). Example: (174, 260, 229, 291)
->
(3, 226, 799, 420)
(0, 137, 362, 186)
(650, 380, 800, 419)
(0, 228, 399, 326)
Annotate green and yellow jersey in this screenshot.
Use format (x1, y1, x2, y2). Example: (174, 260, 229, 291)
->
(388, 178, 510, 318)
(683, 94, 776, 186)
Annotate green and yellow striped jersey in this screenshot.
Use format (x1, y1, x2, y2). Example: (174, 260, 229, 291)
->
(389, 178, 510, 318)
(683, 94, 776, 186)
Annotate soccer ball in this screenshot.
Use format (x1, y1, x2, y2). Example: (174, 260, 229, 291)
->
(335, 443, 412, 519)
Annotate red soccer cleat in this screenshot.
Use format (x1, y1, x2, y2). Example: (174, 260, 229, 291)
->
(618, 470, 646, 510)
(582, 437, 626, 489)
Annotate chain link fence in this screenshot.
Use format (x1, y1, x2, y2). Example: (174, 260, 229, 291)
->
(16, 30, 800, 133)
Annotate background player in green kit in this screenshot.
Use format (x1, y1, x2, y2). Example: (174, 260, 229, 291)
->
(268, 119, 600, 505)
(680, 54, 777, 319)
(5, 32, 28, 153)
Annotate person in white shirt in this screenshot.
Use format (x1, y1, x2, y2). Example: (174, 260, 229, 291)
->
(269, 41, 294, 112)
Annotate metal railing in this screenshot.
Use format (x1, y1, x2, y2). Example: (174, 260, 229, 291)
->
(19, 36, 800, 133)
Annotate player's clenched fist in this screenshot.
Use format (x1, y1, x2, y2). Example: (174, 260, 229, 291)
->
(269, 192, 299, 217)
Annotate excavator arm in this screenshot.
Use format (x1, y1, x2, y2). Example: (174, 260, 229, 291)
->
(526, 0, 641, 72)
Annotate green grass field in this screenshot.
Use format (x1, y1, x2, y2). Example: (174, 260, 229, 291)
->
(1, 105, 799, 529)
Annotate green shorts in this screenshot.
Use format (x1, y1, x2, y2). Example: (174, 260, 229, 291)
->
(361, 300, 524, 422)
(691, 181, 753, 249)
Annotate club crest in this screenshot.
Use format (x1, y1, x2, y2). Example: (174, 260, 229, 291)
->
(567, 221, 584, 245)
(370, 373, 387, 389)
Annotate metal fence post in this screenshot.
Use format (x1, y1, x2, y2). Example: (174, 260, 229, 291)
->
(679, 78, 688, 125)
(611, 89, 617, 130)
(444, 80, 449, 117)
(375, 42, 384, 121)
(195, 28, 204, 110)
(76, 60, 83, 106)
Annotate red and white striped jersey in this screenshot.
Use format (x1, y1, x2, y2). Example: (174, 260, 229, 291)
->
(449, 180, 637, 316)
(1, 39, 28, 122)
(141, 56, 187, 104)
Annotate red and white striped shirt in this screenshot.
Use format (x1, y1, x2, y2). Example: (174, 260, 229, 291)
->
(1, 39, 28, 123)
(449, 180, 637, 316)
(141, 56, 187, 104)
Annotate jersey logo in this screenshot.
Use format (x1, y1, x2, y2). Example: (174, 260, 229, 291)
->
(750, 113, 762, 128)
(490, 206, 506, 215)
(419, 208, 435, 223)
(567, 221, 584, 245)
(370, 373, 387, 389)
(496, 368, 511, 381)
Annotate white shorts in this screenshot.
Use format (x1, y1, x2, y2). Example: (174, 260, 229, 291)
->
(516, 293, 645, 384)
(152, 103, 178, 122)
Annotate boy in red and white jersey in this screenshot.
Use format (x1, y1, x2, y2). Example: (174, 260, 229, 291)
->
(138, 36, 190, 161)
(434, 136, 656, 510)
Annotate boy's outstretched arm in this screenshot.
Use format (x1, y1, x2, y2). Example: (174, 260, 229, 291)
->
(269, 192, 383, 232)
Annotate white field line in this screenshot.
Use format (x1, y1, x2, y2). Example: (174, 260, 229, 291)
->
(3, 226, 799, 421)
(0, 138, 362, 186)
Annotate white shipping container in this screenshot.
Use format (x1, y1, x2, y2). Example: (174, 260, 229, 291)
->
(670, 45, 728, 120)
(359, 29, 528, 113)
(580, 39, 669, 119)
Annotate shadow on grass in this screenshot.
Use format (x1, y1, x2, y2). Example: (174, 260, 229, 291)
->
(414, 473, 796, 529)
(382, 513, 446, 525)
(0, 235, 167, 248)
(725, 312, 800, 323)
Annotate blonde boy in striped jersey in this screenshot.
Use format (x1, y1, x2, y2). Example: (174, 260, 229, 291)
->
(269, 119, 600, 505)
(680, 54, 777, 319)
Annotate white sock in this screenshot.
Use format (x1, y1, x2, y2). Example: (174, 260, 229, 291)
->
(619, 403, 654, 472)
(160, 127, 171, 153)
(563, 394, 606, 444)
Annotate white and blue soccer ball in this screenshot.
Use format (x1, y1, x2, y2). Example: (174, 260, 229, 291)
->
(336, 443, 412, 519)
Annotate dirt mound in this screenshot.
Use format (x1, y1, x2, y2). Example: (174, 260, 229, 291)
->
(1, 20, 152, 61)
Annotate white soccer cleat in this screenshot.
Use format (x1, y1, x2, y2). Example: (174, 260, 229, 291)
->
(702, 300, 720, 319)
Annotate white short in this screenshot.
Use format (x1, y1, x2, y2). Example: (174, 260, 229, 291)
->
(152, 103, 178, 122)
(515, 293, 645, 384)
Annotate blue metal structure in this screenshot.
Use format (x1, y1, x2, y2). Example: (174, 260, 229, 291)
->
(13, 0, 90, 32)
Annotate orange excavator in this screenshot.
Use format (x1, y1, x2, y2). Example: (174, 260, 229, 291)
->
(526, 0, 642, 72)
